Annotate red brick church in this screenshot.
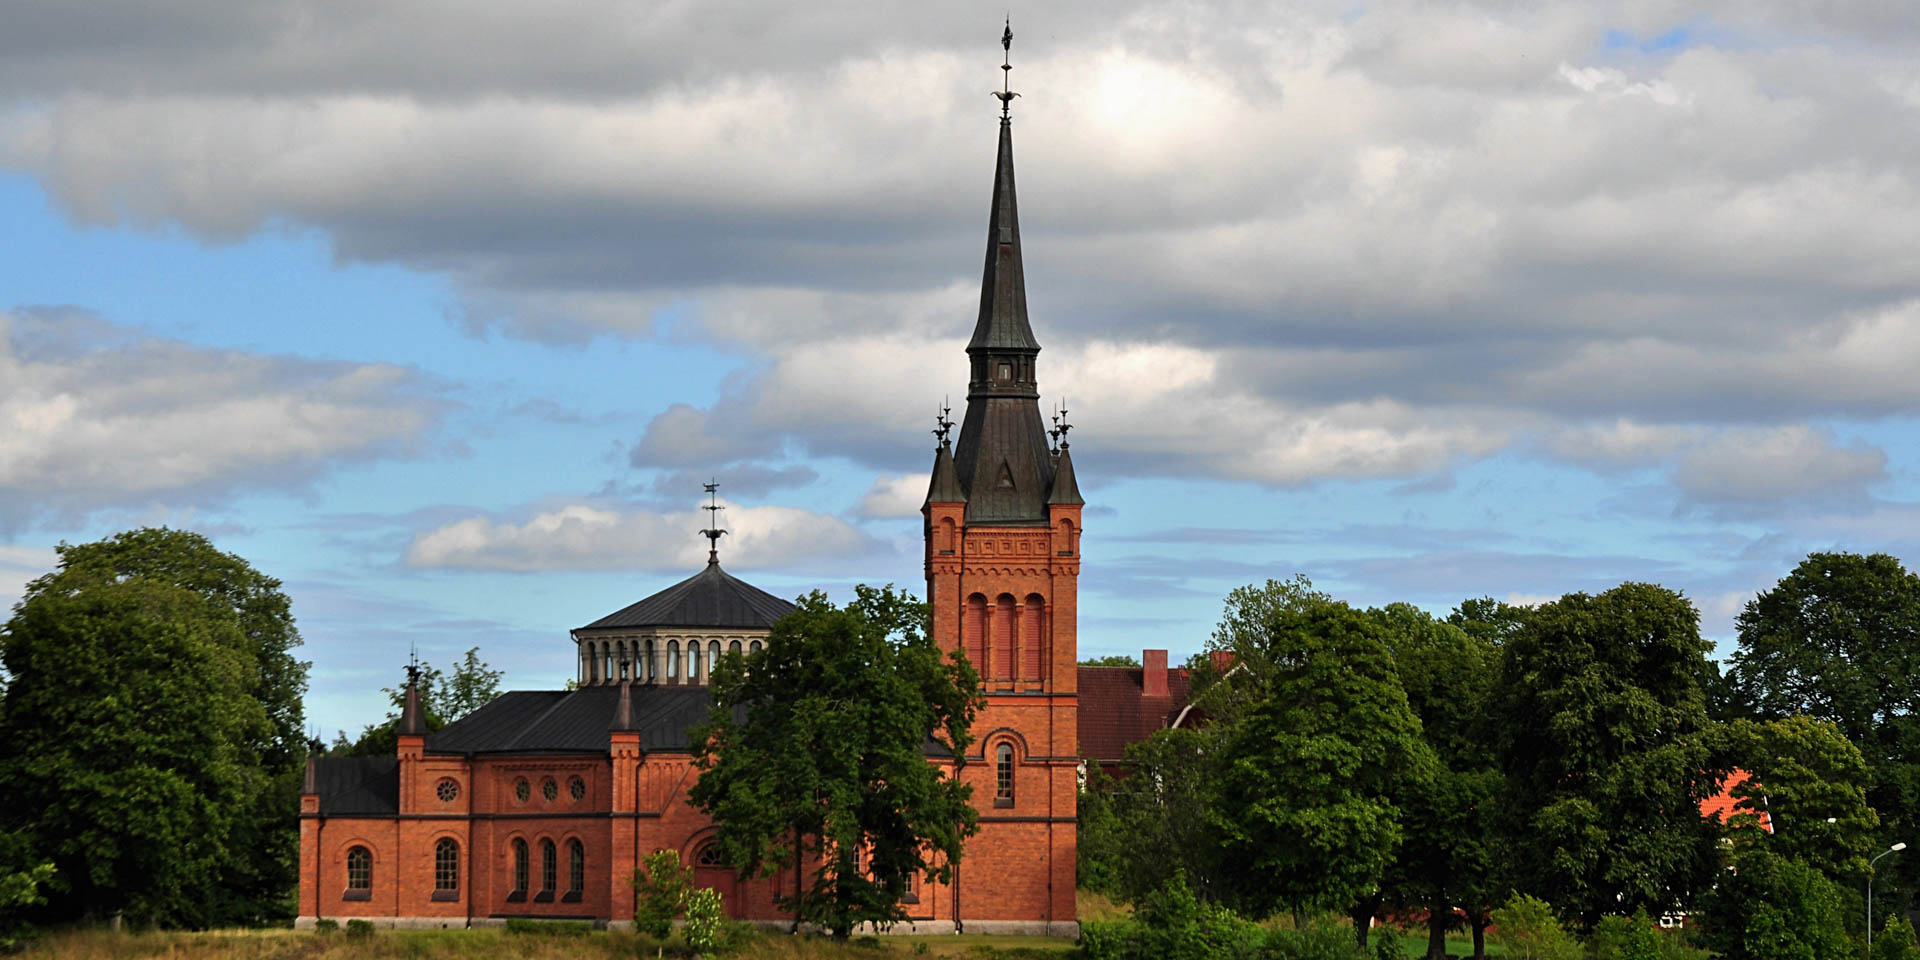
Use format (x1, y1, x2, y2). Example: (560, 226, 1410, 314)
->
(295, 51, 1189, 934)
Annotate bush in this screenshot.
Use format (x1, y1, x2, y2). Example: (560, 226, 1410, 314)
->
(504, 917, 592, 936)
(1877, 916, 1920, 960)
(1699, 850, 1851, 960)
(344, 919, 375, 938)
(685, 886, 725, 954)
(632, 849, 695, 940)
(1080, 873, 1369, 960)
(312, 918, 338, 933)
(1489, 894, 1581, 960)
(1592, 909, 1661, 960)
(1262, 918, 1370, 960)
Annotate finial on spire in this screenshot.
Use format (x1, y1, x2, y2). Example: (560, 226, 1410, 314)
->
(1055, 399, 1072, 450)
(700, 480, 728, 565)
(994, 17, 1020, 119)
(934, 399, 954, 448)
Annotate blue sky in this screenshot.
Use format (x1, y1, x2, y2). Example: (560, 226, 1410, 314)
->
(4, 0, 1920, 738)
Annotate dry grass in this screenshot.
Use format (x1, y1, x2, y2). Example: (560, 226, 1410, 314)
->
(24, 926, 1077, 960)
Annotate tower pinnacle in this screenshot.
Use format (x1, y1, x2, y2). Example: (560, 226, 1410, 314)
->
(700, 481, 727, 565)
(995, 18, 1019, 119)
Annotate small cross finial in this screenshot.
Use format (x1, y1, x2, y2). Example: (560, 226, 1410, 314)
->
(933, 399, 954, 447)
(700, 480, 728, 565)
(994, 18, 1020, 118)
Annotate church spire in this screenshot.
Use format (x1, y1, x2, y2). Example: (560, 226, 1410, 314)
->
(951, 23, 1054, 524)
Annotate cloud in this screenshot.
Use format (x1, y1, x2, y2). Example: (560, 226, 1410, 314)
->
(0, 544, 58, 614)
(405, 498, 875, 572)
(6, 2, 1920, 505)
(1673, 425, 1886, 510)
(857, 474, 928, 518)
(0, 308, 442, 529)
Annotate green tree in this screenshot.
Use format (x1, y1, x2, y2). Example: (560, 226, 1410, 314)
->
(337, 647, 503, 756)
(1488, 894, 1582, 960)
(1699, 847, 1852, 960)
(630, 849, 693, 940)
(1876, 915, 1919, 960)
(0, 567, 272, 926)
(1081, 726, 1229, 905)
(1714, 715, 1879, 886)
(1371, 603, 1502, 959)
(20, 529, 310, 922)
(1080, 654, 1142, 667)
(1206, 577, 1435, 922)
(687, 585, 980, 938)
(1726, 552, 1920, 894)
(1489, 583, 1721, 927)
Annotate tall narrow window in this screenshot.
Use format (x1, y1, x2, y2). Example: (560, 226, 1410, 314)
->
(690, 642, 703, 682)
(1022, 595, 1046, 682)
(729, 640, 742, 657)
(511, 839, 528, 897)
(434, 839, 459, 897)
(708, 640, 721, 670)
(995, 743, 1014, 806)
(749, 640, 762, 655)
(540, 839, 556, 897)
(644, 640, 656, 681)
(964, 594, 988, 676)
(567, 840, 585, 900)
(345, 846, 371, 899)
(668, 640, 680, 680)
(992, 594, 1016, 682)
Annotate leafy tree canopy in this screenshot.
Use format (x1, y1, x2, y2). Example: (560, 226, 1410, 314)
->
(1490, 582, 1721, 928)
(1700, 847, 1853, 960)
(1205, 577, 1435, 918)
(1080, 727, 1229, 905)
(0, 564, 272, 926)
(334, 647, 503, 756)
(687, 585, 980, 938)
(1714, 714, 1879, 885)
(1080, 654, 1142, 667)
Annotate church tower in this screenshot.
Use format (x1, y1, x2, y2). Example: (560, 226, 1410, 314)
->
(922, 23, 1082, 934)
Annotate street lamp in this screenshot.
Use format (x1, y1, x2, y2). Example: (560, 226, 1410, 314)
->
(1869, 842, 1909, 952)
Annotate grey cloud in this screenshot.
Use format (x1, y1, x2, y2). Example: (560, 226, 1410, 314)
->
(0, 307, 444, 531)
(1673, 426, 1886, 511)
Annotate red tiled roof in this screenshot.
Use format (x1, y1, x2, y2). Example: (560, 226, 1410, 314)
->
(1077, 665, 1194, 762)
(1700, 769, 1773, 832)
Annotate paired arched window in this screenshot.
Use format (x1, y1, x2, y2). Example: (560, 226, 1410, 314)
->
(540, 839, 557, 896)
(995, 742, 1015, 805)
(434, 839, 459, 894)
(346, 846, 372, 895)
(568, 839, 585, 898)
(511, 839, 528, 894)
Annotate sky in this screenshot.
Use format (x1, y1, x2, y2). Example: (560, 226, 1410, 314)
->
(3, 0, 1920, 739)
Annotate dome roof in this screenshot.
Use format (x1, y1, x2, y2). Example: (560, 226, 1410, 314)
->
(577, 562, 795, 631)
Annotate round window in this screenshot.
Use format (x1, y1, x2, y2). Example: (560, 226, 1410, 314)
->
(514, 778, 530, 803)
(569, 776, 586, 801)
(542, 778, 558, 802)
(435, 778, 459, 803)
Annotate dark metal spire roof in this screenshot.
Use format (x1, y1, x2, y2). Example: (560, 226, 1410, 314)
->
(926, 441, 967, 505)
(579, 562, 796, 631)
(1047, 445, 1084, 506)
(397, 662, 428, 736)
(950, 32, 1057, 525)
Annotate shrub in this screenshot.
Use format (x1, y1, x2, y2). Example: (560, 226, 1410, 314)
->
(1699, 850, 1851, 960)
(1592, 909, 1661, 960)
(684, 886, 724, 954)
(1489, 894, 1581, 960)
(1368, 921, 1402, 960)
(344, 919, 375, 938)
(1262, 918, 1370, 960)
(312, 918, 338, 933)
(1877, 916, 1920, 960)
(631, 849, 695, 940)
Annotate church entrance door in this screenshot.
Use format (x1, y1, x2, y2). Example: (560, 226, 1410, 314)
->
(692, 843, 740, 919)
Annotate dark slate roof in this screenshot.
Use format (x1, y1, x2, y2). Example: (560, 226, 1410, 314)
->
(312, 757, 400, 814)
(426, 686, 723, 754)
(925, 443, 967, 505)
(1047, 447, 1084, 506)
(968, 118, 1040, 353)
(1077, 665, 1193, 763)
(580, 562, 796, 631)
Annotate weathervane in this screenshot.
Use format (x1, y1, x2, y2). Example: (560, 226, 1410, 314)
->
(700, 480, 727, 565)
(1050, 399, 1073, 452)
(406, 645, 420, 687)
(933, 399, 954, 447)
(994, 17, 1020, 119)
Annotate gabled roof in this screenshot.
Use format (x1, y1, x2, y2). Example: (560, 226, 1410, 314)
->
(310, 757, 400, 814)
(580, 562, 796, 631)
(427, 686, 725, 754)
(1077, 665, 1194, 764)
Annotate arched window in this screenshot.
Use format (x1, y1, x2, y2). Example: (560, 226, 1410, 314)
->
(434, 839, 459, 895)
(729, 640, 742, 657)
(1023, 594, 1046, 682)
(695, 843, 725, 868)
(602, 645, 612, 684)
(749, 640, 762, 655)
(540, 839, 557, 897)
(644, 640, 656, 681)
(668, 640, 680, 680)
(511, 839, 528, 894)
(690, 642, 703, 682)
(993, 594, 1016, 682)
(568, 840, 585, 898)
(995, 743, 1015, 806)
(345, 846, 371, 897)
(964, 594, 988, 676)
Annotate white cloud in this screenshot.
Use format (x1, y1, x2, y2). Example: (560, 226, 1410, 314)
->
(1674, 425, 1887, 507)
(0, 309, 440, 528)
(857, 474, 928, 518)
(406, 499, 874, 572)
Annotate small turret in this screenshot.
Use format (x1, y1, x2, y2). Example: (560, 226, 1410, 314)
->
(397, 661, 428, 737)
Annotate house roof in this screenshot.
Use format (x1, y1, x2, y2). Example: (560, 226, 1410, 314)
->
(426, 685, 725, 754)
(311, 757, 400, 814)
(579, 562, 796, 632)
(1700, 769, 1774, 832)
(1077, 664, 1194, 763)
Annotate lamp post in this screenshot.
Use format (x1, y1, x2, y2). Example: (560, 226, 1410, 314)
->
(1869, 841, 1908, 952)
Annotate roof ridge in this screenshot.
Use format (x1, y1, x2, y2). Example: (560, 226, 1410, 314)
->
(499, 690, 575, 751)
